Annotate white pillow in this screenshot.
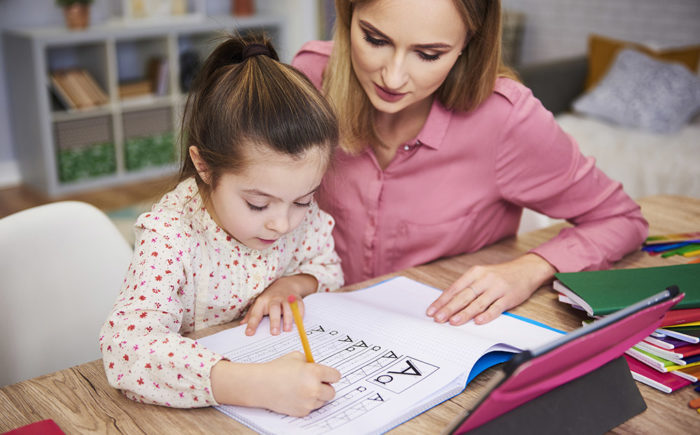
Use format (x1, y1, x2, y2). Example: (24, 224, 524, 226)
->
(573, 48, 700, 134)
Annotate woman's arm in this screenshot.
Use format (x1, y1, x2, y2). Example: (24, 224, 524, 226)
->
(428, 81, 647, 325)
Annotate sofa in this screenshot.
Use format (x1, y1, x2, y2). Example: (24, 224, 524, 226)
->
(514, 36, 700, 232)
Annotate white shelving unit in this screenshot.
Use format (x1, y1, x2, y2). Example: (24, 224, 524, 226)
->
(3, 14, 286, 197)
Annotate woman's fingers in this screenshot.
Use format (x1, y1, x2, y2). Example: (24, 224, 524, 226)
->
(426, 273, 476, 317)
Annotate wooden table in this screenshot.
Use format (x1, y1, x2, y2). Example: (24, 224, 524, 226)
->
(2, 195, 699, 434)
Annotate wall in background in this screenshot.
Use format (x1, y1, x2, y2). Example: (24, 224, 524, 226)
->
(0, 0, 318, 188)
(502, 0, 700, 65)
(2, 0, 699, 189)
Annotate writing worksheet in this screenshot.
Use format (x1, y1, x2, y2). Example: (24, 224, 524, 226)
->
(197, 277, 562, 435)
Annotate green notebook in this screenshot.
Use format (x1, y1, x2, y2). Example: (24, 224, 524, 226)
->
(553, 263, 700, 316)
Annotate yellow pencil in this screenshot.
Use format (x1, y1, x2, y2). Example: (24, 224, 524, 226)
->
(288, 295, 314, 363)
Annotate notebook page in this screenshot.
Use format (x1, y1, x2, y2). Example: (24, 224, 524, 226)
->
(197, 277, 560, 435)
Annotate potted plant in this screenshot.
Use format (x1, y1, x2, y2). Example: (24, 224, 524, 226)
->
(56, 0, 94, 30)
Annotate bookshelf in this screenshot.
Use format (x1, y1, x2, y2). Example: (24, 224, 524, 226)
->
(3, 14, 286, 196)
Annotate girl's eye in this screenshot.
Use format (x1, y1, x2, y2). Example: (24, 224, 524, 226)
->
(246, 202, 267, 211)
(294, 201, 312, 208)
(417, 51, 441, 62)
(363, 31, 387, 47)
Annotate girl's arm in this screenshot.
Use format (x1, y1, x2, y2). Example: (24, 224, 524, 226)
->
(99, 221, 222, 408)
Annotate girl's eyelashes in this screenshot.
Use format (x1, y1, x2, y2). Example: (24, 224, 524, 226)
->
(246, 199, 312, 211)
(246, 202, 267, 211)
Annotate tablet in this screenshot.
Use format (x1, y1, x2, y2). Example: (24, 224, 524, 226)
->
(445, 285, 682, 434)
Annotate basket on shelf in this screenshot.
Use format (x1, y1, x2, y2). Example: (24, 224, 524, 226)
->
(54, 115, 116, 182)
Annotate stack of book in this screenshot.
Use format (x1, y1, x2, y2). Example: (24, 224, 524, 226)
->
(50, 69, 109, 110)
(553, 263, 700, 394)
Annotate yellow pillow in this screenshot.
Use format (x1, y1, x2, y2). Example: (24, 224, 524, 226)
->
(585, 34, 700, 90)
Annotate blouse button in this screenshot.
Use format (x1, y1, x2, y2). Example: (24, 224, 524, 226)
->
(403, 145, 410, 151)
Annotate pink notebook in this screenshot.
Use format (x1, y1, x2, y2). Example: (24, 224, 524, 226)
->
(624, 354, 692, 393)
(447, 286, 683, 434)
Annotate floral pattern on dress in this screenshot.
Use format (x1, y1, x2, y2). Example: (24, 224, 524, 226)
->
(99, 177, 343, 407)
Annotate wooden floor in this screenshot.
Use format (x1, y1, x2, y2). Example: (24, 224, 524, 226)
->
(0, 176, 175, 219)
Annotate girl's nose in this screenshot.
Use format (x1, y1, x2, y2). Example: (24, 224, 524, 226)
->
(266, 213, 290, 235)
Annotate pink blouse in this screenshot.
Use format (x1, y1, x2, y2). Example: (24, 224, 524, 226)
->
(292, 41, 648, 285)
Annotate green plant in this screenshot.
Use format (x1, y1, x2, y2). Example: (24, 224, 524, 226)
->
(56, 0, 94, 6)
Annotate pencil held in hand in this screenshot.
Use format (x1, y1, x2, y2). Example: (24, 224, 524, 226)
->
(288, 295, 315, 363)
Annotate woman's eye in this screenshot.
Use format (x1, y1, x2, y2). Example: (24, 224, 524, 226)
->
(363, 32, 387, 47)
(246, 202, 267, 211)
(418, 51, 441, 62)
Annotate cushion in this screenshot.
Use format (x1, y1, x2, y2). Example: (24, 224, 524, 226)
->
(572, 48, 700, 134)
(585, 34, 700, 90)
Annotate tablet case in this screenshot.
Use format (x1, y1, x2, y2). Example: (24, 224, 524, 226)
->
(449, 286, 683, 434)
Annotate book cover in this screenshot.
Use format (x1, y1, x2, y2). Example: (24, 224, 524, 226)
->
(49, 73, 78, 109)
(197, 277, 563, 435)
(624, 355, 691, 393)
(77, 70, 109, 105)
(661, 307, 700, 327)
(553, 263, 700, 316)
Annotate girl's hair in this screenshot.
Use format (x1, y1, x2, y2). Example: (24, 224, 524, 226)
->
(324, 0, 517, 153)
(179, 34, 339, 197)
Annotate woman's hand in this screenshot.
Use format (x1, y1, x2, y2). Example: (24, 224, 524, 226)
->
(211, 352, 341, 417)
(426, 254, 556, 325)
(240, 274, 318, 336)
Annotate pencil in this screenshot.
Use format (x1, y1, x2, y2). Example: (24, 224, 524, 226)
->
(288, 295, 315, 362)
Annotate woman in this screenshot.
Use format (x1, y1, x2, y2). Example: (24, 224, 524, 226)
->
(292, 0, 647, 326)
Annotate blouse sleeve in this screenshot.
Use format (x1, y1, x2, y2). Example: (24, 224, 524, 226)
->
(284, 203, 344, 292)
(291, 40, 332, 91)
(99, 212, 223, 408)
(493, 82, 648, 272)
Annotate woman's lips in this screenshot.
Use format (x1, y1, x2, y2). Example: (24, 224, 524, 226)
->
(374, 83, 406, 102)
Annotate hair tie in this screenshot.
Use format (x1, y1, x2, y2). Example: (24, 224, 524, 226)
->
(242, 43, 271, 60)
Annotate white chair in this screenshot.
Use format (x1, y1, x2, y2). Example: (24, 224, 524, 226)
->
(0, 201, 132, 387)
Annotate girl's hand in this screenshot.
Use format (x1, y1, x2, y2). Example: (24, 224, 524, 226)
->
(240, 274, 318, 336)
(211, 352, 341, 417)
(426, 254, 556, 325)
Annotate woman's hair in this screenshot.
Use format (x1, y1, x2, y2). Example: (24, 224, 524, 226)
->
(324, 0, 516, 153)
(179, 34, 339, 197)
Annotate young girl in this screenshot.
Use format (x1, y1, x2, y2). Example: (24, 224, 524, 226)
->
(100, 36, 343, 416)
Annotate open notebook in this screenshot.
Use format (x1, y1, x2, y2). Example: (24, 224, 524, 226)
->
(445, 285, 683, 434)
(197, 276, 562, 435)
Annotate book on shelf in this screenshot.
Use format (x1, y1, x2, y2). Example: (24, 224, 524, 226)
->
(553, 263, 700, 317)
(197, 276, 563, 435)
(118, 80, 152, 99)
(49, 75, 77, 109)
(77, 69, 109, 105)
(146, 56, 169, 96)
(49, 69, 108, 109)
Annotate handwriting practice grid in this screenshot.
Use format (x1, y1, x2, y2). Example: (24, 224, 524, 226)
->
(204, 318, 448, 435)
